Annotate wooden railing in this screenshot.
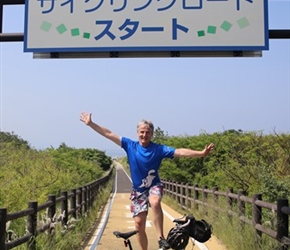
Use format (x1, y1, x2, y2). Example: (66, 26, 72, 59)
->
(1, 172, 289, 249)
(0, 168, 114, 250)
(162, 180, 290, 250)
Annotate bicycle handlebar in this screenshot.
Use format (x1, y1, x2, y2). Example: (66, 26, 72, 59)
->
(172, 214, 192, 228)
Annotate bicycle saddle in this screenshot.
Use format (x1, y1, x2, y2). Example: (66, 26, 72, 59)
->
(113, 230, 138, 240)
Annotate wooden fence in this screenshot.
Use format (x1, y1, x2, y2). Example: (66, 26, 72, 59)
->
(0, 168, 114, 250)
(162, 180, 290, 250)
(1, 172, 289, 249)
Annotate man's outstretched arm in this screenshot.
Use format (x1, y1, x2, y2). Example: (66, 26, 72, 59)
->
(80, 112, 121, 146)
(174, 143, 215, 158)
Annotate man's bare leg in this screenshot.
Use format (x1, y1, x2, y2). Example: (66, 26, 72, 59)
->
(149, 194, 165, 239)
(134, 211, 148, 250)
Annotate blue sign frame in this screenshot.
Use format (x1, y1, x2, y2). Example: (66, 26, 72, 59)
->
(24, 0, 269, 53)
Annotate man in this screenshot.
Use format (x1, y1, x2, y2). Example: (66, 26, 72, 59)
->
(80, 112, 215, 250)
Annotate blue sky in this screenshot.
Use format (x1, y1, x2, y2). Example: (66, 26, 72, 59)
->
(0, 1, 289, 157)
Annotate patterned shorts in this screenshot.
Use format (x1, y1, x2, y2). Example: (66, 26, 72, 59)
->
(130, 184, 163, 217)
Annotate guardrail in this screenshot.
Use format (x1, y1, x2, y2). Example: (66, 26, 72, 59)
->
(162, 180, 290, 250)
(0, 168, 114, 250)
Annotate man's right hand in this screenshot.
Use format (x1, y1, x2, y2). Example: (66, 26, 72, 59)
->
(80, 112, 92, 126)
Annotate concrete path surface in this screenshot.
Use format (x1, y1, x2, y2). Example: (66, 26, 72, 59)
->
(84, 163, 227, 250)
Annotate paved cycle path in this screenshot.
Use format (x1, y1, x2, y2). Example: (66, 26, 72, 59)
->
(85, 163, 226, 250)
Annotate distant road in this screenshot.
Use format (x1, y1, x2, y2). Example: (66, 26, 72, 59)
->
(114, 161, 132, 193)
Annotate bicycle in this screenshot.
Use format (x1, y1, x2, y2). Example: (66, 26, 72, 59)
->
(113, 214, 211, 250)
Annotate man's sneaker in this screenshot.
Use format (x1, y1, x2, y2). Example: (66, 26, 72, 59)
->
(158, 237, 170, 249)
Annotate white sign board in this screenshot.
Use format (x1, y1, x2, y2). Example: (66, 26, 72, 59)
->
(24, 0, 269, 53)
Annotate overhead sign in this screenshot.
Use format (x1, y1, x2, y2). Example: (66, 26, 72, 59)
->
(24, 0, 269, 53)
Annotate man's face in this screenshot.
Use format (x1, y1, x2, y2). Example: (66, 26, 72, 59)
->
(137, 124, 153, 147)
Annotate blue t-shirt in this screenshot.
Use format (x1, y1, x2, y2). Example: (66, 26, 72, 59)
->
(121, 137, 175, 192)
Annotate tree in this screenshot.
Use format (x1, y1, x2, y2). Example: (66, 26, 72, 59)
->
(153, 127, 169, 144)
(0, 131, 30, 149)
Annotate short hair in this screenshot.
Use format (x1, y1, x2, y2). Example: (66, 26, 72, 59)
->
(137, 120, 154, 133)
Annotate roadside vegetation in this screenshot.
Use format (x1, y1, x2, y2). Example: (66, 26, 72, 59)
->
(157, 127, 290, 250)
(0, 131, 113, 249)
(152, 127, 290, 202)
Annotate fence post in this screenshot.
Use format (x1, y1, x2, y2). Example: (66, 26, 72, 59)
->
(238, 190, 246, 216)
(162, 180, 169, 195)
(0, 208, 7, 250)
(90, 183, 95, 206)
(194, 184, 199, 210)
(84, 186, 88, 213)
(186, 183, 191, 210)
(169, 181, 173, 199)
(213, 187, 219, 218)
(227, 188, 233, 208)
(88, 184, 92, 209)
(227, 188, 233, 221)
(71, 189, 77, 219)
(47, 195, 56, 222)
(172, 182, 176, 203)
(252, 194, 262, 243)
(92, 182, 98, 206)
(181, 182, 185, 209)
(277, 199, 289, 250)
(27, 201, 38, 250)
(61, 191, 68, 226)
(93, 182, 97, 205)
(176, 182, 181, 204)
(78, 187, 83, 217)
(238, 190, 246, 229)
(202, 185, 208, 215)
(202, 186, 208, 200)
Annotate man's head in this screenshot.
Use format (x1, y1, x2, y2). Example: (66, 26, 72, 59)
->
(137, 120, 154, 147)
